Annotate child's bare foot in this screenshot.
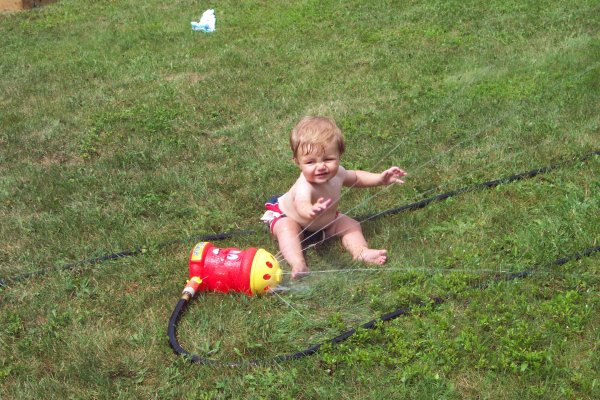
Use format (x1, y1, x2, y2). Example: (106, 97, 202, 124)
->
(291, 265, 311, 279)
(356, 249, 387, 265)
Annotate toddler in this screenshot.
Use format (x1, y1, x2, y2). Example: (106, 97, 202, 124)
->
(261, 116, 407, 278)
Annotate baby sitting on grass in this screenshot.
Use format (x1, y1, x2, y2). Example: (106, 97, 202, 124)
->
(261, 116, 407, 278)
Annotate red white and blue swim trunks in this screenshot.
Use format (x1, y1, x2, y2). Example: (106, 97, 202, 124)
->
(261, 195, 286, 233)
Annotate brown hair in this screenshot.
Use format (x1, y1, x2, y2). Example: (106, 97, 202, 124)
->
(289, 116, 345, 158)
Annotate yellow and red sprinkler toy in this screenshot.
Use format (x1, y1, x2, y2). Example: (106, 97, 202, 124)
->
(168, 242, 283, 363)
(187, 241, 282, 296)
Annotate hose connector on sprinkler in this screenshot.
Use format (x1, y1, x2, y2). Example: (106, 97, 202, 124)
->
(182, 277, 202, 301)
(188, 242, 282, 295)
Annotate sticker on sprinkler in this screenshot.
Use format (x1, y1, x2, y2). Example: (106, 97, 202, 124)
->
(190, 242, 207, 261)
(191, 9, 216, 32)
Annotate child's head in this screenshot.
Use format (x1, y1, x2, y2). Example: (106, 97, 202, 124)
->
(290, 116, 345, 159)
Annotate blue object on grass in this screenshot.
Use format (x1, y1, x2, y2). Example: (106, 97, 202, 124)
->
(192, 9, 216, 32)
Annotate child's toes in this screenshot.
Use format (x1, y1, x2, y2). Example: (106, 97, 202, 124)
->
(359, 249, 388, 265)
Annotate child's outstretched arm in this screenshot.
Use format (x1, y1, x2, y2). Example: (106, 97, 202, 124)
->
(344, 166, 407, 188)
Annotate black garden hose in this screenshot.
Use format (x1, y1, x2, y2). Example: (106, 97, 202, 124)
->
(167, 244, 600, 365)
(168, 297, 210, 365)
(0, 230, 254, 288)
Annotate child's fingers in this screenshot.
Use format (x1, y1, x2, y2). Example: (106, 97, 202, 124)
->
(389, 167, 408, 183)
(390, 175, 405, 184)
(383, 167, 407, 184)
(316, 197, 331, 207)
(390, 166, 407, 176)
(312, 198, 332, 215)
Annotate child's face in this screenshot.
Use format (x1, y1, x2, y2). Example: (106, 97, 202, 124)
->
(295, 141, 340, 184)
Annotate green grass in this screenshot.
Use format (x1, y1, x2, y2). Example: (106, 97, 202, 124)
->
(1, 0, 599, 398)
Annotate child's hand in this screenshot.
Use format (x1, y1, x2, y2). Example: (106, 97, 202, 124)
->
(380, 167, 407, 185)
(309, 197, 332, 218)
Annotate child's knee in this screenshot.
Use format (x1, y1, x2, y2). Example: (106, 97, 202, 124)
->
(273, 218, 302, 238)
(342, 217, 362, 234)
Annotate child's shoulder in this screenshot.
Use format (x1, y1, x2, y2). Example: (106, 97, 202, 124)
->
(286, 176, 315, 203)
(336, 165, 349, 179)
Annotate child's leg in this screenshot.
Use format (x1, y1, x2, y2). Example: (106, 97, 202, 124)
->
(329, 214, 387, 265)
(272, 218, 310, 279)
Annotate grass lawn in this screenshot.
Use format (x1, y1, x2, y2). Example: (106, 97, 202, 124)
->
(1, 0, 599, 398)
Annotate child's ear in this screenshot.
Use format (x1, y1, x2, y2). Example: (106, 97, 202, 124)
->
(292, 157, 299, 165)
